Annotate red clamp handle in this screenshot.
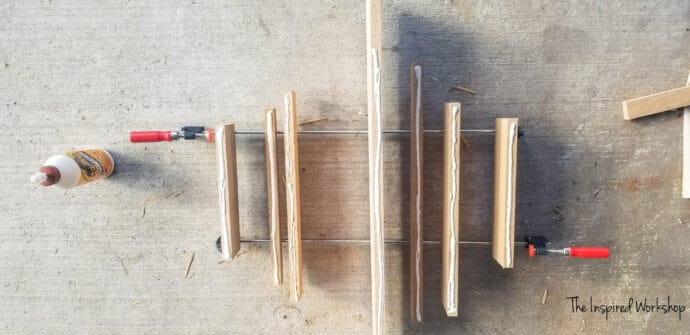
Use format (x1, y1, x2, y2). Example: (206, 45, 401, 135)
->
(130, 131, 173, 143)
(569, 247, 609, 258)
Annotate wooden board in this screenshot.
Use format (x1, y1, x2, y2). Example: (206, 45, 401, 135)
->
(366, 0, 384, 333)
(492, 118, 518, 269)
(622, 86, 690, 120)
(409, 64, 424, 323)
(682, 73, 690, 198)
(5, 1, 690, 334)
(441, 102, 461, 317)
(215, 124, 241, 260)
(284, 91, 303, 301)
(264, 108, 282, 285)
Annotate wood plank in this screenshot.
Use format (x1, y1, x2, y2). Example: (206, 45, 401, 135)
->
(682, 73, 690, 198)
(441, 102, 461, 317)
(492, 118, 519, 269)
(366, 0, 384, 333)
(409, 64, 424, 323)
(622, 85, 690, 120)
(215, 124, 241, 260)
(264, 108, 282, 285)
(284, 91, 303, 301)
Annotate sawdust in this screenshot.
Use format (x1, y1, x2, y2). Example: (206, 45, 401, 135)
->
(452, 85, 477, 94)
(115, 253, 128, 275)
(593, 188, 601, 197)
(184, 252, 195, 279)
(299, 118, 327, 126)
(461, 135, 470, 150)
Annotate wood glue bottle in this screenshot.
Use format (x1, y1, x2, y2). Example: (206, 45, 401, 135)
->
(30, 149, 114, 188)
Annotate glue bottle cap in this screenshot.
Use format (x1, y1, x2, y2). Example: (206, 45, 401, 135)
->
(30, 166, 61, 186)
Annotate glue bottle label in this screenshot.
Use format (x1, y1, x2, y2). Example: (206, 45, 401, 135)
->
(65, 149, 114, 185)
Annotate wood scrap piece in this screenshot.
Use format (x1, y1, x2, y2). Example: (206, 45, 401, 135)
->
(441, 102, 461, 317)
(452, 85, 477, 94)
(215, 124, 241, 260)
(366, 0, 385, 333)
(284, 91, 303, 301)
(622, 85, 690, 120)
(265, 108, 283, 285)
(492, 118, 519, 269)
(409, 64, 424, 323)
(682, 73, 690, 198)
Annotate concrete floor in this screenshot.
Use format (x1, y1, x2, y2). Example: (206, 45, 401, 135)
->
(1, 0, 689, 334)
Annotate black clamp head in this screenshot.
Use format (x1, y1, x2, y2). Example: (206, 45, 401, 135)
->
(525, 236, 550, 257)
(181, 126, 207, 140)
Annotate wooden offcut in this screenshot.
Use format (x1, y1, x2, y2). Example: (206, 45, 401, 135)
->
(215, 124, 241, 260)
(409, 64, 424, 323)
(622, 86, 690, 120)
(441, 102, 461, 317)
(492, 118, 519, 269)
(264, 108, 282, 285)
(366, 0, 385, 333)
(284, 91, 303, 301)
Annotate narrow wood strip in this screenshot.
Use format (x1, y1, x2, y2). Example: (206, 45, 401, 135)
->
(366, 0, 384, 333)
(441, 103, 461, 317)
(215, 124, 241, 260)
(682, 73, 690, 198)
(622, 85, 690, 120)
(265, 108, 283, 285)
(409, 64, 424, 323)
(284, 91, 303, 301)
(492, 118, 519, 269)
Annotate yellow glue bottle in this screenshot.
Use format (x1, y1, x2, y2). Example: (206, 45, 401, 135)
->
(30, 149, 114, 188)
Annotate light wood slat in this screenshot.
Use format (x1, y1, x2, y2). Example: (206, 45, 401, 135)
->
(441, 103, 461, 317)
(367, 0, 385, 333)
(492, 118, 519, 269)
(622, 86, 690, 120)
(216, 124, 241, 260)
(409, 64, 424, 323)
(284, 91, 303, 301)
(264, 108, 282, 285)
(682, 73, 690, 198)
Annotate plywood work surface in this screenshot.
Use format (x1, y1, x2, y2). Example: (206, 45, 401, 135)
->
(1, 1, 689, 334)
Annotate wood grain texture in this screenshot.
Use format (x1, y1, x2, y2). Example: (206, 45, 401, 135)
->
(409, 64, 424, 323)
(367, 0, 384, 333)
(622, 86, 690, 120)
(215, 124, 240, 260)
(441, 103, 461, 317)
(492, 118, 518, 269)
(284, 92, 303, 301)
(264, 109, 282, 285)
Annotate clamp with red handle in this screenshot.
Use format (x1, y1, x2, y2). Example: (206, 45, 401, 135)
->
(525, 236, 609, 259)
(130, 126, 214, 143)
